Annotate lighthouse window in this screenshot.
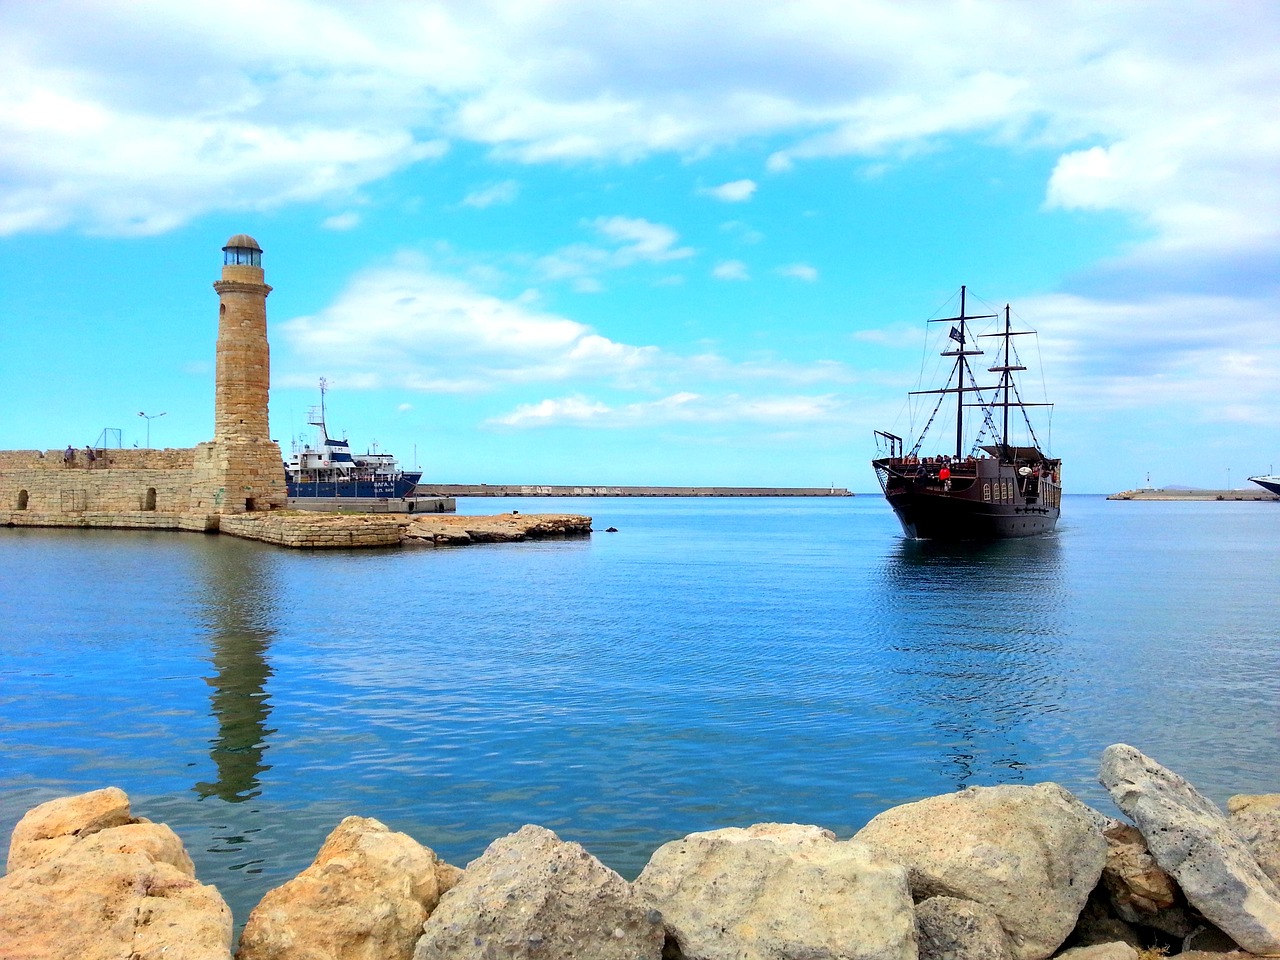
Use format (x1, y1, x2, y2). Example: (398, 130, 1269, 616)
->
(223, 247, 261, 267)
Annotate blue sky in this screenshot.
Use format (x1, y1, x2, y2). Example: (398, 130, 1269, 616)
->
(2, 1, 1277, 493)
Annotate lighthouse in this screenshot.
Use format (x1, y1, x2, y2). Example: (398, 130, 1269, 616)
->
(213, 234, 272, 441)
(190, 235, 288, 514)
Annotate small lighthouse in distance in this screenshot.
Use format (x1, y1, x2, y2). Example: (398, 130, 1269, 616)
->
(191, 235, 288, 514)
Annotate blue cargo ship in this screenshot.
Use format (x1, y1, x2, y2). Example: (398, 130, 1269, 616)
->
(285, 381, 422, 499)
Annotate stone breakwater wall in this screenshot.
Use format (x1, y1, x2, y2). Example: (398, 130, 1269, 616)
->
(418, 483, 853, 497)
(0, 447, 199, 516)
(1108, 489, 1278, 501)
(1, 450, 592, 550)
(3, 744, 1278, 960)
(218, 512, 406, 548)
(216, 512, 592, 548)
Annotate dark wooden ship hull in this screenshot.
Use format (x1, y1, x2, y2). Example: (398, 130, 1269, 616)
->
(873, 457, 1060, 541)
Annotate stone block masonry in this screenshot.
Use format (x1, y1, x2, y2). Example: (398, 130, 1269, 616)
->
(0, 448, 590, 550)
(218, 512, 405, 549)
(190, 438, 289, 514)
(0, 448, 198, 517)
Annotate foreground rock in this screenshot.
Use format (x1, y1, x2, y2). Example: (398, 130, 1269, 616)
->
(1228, 794, 1280, 887)
(0, 788, 232, 960)
(238, 816, 461, 960)
(855, 783, 1107, 960)
(635, 822, 916, 960)
(6, 785, 134, 871)
(414, 824, 663, 960)
(1053, 945, 1138, 960)
(916, 895, 1013, 960)
(1100, 744, 1280, 954)
(1099, 820, 1193, 936)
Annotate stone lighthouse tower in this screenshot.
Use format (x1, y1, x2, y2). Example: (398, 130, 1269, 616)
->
(190, 234, 288, 514)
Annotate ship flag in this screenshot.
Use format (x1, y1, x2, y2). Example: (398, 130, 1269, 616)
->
(949, 325, 964, 344)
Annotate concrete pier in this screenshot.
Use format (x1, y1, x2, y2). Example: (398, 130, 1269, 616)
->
(415, 484, 852, 497)
(1108, 488, 1279, 501)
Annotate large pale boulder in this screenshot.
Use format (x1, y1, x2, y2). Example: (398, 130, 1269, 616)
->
(1099, 744, 1280, 955)
(414, 824, 663, 960)
(854, 783, 1107, 960)
(0, 790, 232, 960)
(916, 895, 1012, 960)
(238, 816, 458, 960)
(7, 785, 133, 870)
(1228, 794, 1280, 886)
(634, 822, 917, 960)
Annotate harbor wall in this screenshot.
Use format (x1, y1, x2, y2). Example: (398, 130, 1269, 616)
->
(415, 483, 852, 497)
(218, 512, 404, 548)
(1108, 488, 1279, 501)
(0, 448, 199, 518)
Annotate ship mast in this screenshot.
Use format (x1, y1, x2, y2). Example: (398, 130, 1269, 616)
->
(915, 285, 995, 458)
(307, 377, 331, 444)
(1002, 306, 1012, 459)
(980, 305, 1047, 461)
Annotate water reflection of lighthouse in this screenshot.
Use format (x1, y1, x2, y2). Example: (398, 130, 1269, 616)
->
(193, 536, 277, 803)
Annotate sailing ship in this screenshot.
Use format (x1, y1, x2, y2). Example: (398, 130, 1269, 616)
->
(872, 286, 1061, 540)
(284, 380, 423, 499)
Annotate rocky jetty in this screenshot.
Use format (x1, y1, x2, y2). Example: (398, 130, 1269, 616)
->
(2, 745, 1278, 960)
(401, 512, 592, 546)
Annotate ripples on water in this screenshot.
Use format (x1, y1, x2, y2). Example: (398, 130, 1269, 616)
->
(1, 496, 1278, 925)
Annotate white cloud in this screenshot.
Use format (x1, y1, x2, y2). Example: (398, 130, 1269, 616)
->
(713, 260, 749, 281)
(2, 0, 1277, 278)
(461, 179, 519, 208)
(777, 263, 818, 281)
(490, 391, 847, 428)
(275, 254, 853, 397)
(591, 216, 695, 264)
(703, 179, 757, 202)
(278, 258, 660, 392)
(537, 216, 695, 284)
(322, 211, 361, 230)
(1012, 291, 1280, 424)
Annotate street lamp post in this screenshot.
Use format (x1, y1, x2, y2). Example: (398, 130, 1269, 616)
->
(138, 411, 167, 449)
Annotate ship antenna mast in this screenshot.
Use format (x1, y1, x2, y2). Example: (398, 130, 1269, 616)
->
(1002, 305, 1011, 461)
(956, 287, 967, 458)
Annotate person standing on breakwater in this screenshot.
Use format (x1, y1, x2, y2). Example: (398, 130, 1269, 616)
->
(63, 445, 74, 468)
(85, 446, 96, 468)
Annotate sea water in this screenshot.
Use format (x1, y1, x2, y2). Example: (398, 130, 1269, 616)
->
(2, 494, 1278, 925)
